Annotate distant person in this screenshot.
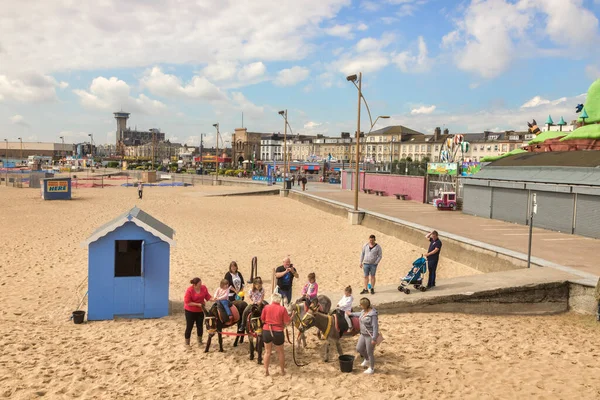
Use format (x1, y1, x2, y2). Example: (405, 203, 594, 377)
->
(301, 175, 307, 191)
(360, 235, 382, 295)
(261, 293, 291, 376)
(183, 277, 211, 347)
(424, 230, 443, 289)
(137, 182, 143, 199)
(275, 257, 298, 305)
(224, 261, 245, 302)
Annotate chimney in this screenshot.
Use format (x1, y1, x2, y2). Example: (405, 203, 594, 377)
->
(434, 127, 441, 141)
(443, 128, 449, 136)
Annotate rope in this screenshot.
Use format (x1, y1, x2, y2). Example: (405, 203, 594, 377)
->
(291, 320, 308, 367)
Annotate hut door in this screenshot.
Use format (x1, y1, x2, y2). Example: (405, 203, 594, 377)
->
(113, 240, 145, 317)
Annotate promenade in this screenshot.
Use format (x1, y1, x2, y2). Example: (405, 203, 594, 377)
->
(293, 182, 600, 280)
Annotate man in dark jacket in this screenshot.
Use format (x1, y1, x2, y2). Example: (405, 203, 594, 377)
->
(424, 230, 442, 289)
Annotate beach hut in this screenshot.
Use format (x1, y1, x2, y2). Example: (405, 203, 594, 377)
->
(82, 207, 175, 321)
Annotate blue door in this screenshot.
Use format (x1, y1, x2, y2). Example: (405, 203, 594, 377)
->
(114, 277, 145, 317)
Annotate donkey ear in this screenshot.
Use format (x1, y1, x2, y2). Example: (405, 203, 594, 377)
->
(532, 119, 537, 125)
(527, 122, 532, 127)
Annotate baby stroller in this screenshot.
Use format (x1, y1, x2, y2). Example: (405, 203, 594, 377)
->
(398, 256, 427, 294)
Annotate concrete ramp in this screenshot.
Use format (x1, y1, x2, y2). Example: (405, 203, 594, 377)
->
(328, 268, 580, 316)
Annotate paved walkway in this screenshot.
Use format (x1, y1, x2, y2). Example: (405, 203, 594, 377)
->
(292, 183, 600, 279)
(320, 267, 577, 315)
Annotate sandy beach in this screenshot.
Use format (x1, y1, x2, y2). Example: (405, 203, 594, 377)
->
(0, 184, 599, 399)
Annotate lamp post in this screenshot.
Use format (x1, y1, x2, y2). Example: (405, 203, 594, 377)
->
(3, 139, 7, 186)
(527, 193, 537, 268)
(59, 136, 65, 158)
(389, 137, 396, 173)
(17, 137, 23, 165)
(346, 73, 363, 211)
(278, 110, 288, 188)
(213, 123, 220, 181)
(88, 133, 94, 164)
(369, 115, 390, 133)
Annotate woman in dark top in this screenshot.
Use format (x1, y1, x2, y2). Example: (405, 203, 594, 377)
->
(224, 261, 245, 302)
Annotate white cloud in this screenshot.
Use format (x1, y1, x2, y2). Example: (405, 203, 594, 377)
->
(393, 36, 431, 73)
(304, 121, 322, 129)
(202, 62, 238, 82)
(237, 62, 267, 81)
(274, 66, 310, 86)
(385, 92, 586, 135)
(338, 52, 390, 75)
(410, 105, 436, 115)
(10, 114, 29, 126)
(0, 73, 65, 103)
(356, 33, 395, 52)
(231, 92, 264, 119)
(444, 0, 600, 79)
(357, 23, 369, 31)
(0, 0, 350, 75)
(520, 95, 567, 108)
(141, 67, 228, 101)
(325, 24, 354, 38)
(74, 76, 167, 114)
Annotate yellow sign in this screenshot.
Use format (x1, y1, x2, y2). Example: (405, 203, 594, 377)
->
(48, 181, 69, 192)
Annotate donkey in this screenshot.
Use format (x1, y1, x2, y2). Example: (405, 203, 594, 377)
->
(235, 302, 266, 364)
(296, 307, 360, 362)
(203, 300, 248, 353)
(527, 119, 541, 136)
(291, 295, 332, 349)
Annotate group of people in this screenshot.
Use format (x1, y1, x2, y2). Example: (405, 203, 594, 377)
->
(183, 232, 443, 376)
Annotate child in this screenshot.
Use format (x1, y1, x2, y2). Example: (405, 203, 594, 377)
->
(213, 279, 232, 321)
(404, 266, 421, 283)
(249, 277, 266, 305)
(337, 286, 354, 332)
(301, 273, 319, 304)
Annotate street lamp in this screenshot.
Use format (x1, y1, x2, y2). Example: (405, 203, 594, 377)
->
(17, 137, 22, 165)
(59, 136, 65, 158)
(3, 139, 7, 186)
(213, 123, 220, 180)
(88, 133, 94, 160)
(369, 115, 390, 133)
(346, 73, 364, 211)
(278, 110, 288, 188)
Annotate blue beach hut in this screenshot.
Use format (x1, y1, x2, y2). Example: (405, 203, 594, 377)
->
(82, 207, 175, 321)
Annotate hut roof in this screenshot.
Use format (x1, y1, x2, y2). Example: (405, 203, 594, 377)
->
(82, 207, 175, 247)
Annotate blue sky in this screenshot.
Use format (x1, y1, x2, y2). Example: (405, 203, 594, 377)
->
(1, 0, 599, 146)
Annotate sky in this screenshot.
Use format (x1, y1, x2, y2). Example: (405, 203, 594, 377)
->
(1, 0, 600, 147)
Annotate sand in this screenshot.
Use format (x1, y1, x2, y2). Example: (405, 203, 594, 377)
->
(0, 184, 599, 399)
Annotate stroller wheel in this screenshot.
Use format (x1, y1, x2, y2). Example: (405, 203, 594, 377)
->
(397, 286, 403, 292)
(405, 289, 411, 295)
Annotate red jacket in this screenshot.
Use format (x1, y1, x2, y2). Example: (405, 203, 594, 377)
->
(184, 285, 211, 312)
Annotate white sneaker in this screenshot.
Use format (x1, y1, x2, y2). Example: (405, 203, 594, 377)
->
(360, 359, 369, 367)
(364, 368, 374, 374)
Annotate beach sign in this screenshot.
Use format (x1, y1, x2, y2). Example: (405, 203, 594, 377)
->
(48, 181, 69, 192)
(427, 162, 458, 175)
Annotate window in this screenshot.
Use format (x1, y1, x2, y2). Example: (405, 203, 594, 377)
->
(421, 145, 426, 152)
(427, 145, 431, 152)
(115, 240, 143, 277)
(502, 144, 507, 152)
(409, 145, 413, 151)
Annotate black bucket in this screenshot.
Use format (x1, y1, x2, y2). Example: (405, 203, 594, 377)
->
(338, 354, 355, 373)
(72, 310, 85, 324)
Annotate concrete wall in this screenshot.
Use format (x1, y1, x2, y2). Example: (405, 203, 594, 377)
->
(342, 172, 426, 202)
(568, 283, 598, 314)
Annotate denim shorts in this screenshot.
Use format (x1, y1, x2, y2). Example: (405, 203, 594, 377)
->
(363, 263, 378, 277)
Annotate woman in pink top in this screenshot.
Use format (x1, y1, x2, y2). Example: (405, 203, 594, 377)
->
(184, 277, 211, 347)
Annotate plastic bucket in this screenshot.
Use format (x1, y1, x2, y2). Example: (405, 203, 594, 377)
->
(338, 355, 355, 373)
(72, 310, 86, 324)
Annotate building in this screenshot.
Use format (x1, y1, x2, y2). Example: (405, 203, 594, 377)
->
(83, 207, 175, 320)
(462, 151, 600, 239)
(124, 141, 182, 162)
(232, 128, 262, 166)
(312, 132, 354, 162)
(260, 133, 284, 161)
(114, 111, 166, 147)
(290, 136, 317, 161)
(1, 141, 74, 163)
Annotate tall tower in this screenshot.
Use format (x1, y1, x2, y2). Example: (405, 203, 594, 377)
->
(114, 111, 130, 145)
